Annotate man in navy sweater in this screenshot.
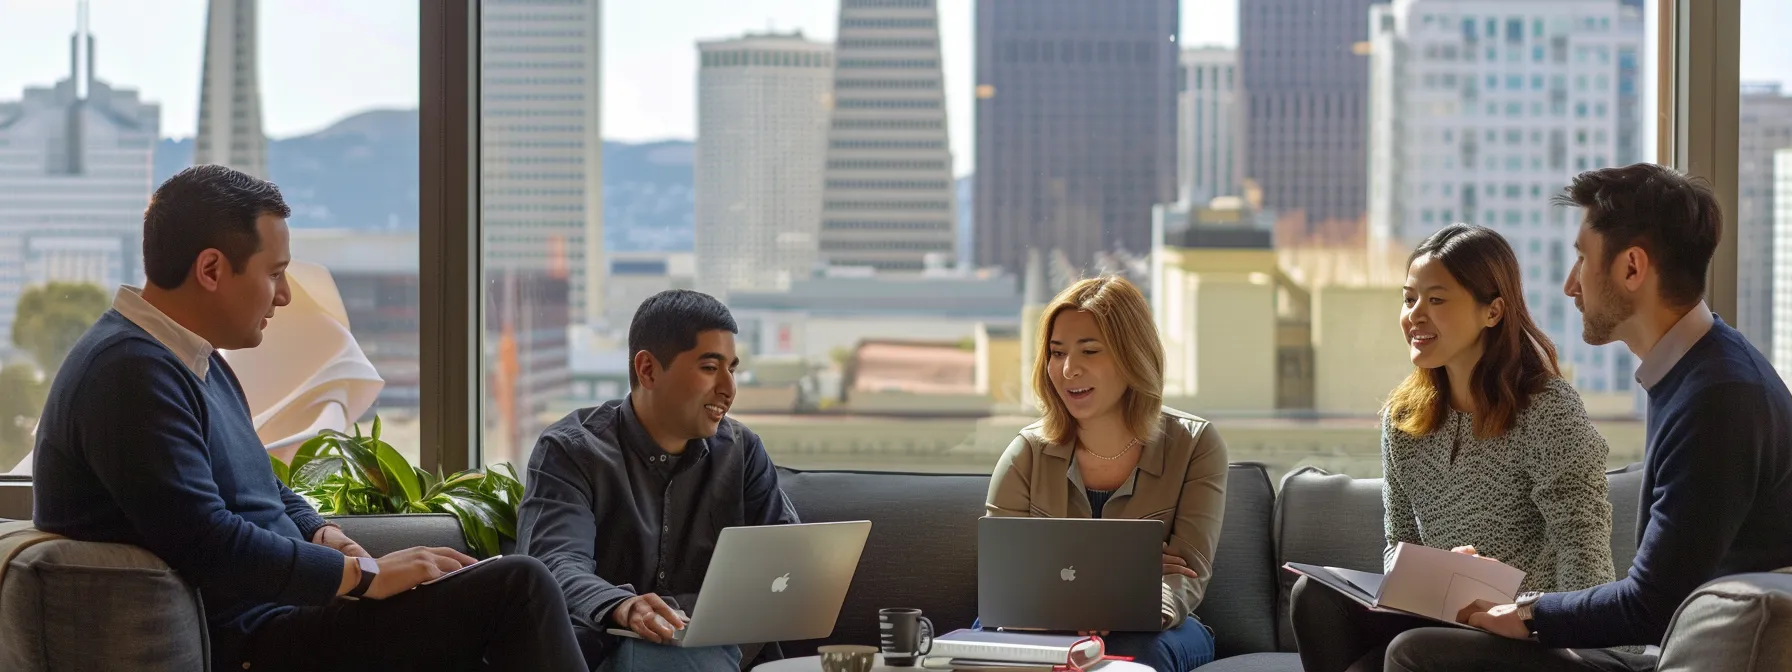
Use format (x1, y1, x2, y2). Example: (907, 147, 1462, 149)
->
(31, 165, 585, 671)
(1385, 164, 1792, 670)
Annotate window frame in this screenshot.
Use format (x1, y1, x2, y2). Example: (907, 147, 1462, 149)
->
(0, 0, 1755, 519)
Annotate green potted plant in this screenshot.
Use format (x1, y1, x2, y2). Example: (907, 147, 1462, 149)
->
(271, 416, 523, 558)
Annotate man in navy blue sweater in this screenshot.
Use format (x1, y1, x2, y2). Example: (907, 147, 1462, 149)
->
(31, 165, 585, 671)
(1385, 164, 1792, 670)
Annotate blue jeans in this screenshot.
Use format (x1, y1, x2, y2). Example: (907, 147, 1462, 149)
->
(594, 638, 740, 672)
(968, 616, 1216, 672)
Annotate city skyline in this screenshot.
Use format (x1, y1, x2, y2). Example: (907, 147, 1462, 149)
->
(5, 0, 1792, 178)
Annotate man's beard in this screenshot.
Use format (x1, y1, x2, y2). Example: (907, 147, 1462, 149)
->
(1580, 274, 1634, 345)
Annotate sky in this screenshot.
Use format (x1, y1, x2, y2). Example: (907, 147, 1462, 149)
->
(2, 0, 1790, 175)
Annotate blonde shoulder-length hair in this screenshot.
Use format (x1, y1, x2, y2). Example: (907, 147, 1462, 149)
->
(1031, 275, 1166, 447)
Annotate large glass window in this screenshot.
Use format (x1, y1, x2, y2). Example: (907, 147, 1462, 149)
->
(473, 0, 1655, 482)
(0, 1, 421, 474)
(1740, 0, 1792, 389)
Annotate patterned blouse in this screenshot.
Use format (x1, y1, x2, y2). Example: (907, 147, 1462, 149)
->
(1381, 377, 1616, 593)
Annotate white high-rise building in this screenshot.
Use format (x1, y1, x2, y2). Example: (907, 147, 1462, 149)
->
(694, 33, 833, 299)
(819, 0, 957, 272)
(1772, 149, 1792, 376)
(0, 3, 158, 353)
(1369, 0, 1645, 394)
(481, 0, 604, 325)
(1738, 84, 1792, 353)
(194, 0, 267, 178)
(1179, 47, 1243, 206)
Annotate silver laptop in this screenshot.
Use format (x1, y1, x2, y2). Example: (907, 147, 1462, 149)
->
(978, 517, 1165, 632)
(606, 520, 871, 647)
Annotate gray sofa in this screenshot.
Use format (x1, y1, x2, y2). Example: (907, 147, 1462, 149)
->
(5, 462, 1792, 671)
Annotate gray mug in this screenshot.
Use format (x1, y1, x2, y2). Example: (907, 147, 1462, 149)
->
(878, 607, 934, 667)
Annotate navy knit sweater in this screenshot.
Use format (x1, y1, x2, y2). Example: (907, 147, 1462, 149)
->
(1533, 318, 1792, 647)
(32, 311, 344, 667)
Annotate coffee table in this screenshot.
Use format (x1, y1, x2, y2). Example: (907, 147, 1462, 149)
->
(754, 653, 1153, 671)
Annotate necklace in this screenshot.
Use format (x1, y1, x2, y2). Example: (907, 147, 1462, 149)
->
(1080, 437, 1142, 461)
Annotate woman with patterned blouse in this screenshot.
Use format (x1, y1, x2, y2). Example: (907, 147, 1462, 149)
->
(1289, 224, 1616, 672)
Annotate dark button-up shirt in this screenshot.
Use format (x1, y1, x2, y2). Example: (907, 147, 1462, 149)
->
(516, 396, 798, 659)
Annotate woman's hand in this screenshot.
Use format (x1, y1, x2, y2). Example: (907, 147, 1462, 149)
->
(1162, 543, 1198, 579)
(1451, 545, 1498, 562)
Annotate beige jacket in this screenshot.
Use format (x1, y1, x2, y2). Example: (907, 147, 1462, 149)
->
(985, 408, 1229, 628)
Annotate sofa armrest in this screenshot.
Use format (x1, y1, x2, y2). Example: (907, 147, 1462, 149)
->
(1657, 569, 1792, 672)
(0, 538, 208, 672)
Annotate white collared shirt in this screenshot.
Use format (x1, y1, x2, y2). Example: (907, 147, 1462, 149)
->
(112, 286, 215, 379)
(1633, 301, 1716, 391)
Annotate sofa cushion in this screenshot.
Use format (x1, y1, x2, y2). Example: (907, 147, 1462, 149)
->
(0, 538, 207, 672)
(776, 464, 1281, 658)
(1197, 463, 1278, 657)
(1657, 569, 1792, 672)
(1272, 464, 1648, 651)
(328, 513, 470, 557)
(778, 468, 989, 658)
(1190, 651, 1302, 672)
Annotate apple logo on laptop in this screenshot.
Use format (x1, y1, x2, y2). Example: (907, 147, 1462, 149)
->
(1060, 566, 1076, 582)
(771, 573, 791, 593)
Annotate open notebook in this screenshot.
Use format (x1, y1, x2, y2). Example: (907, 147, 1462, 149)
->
(1284, 542, 1526, 630)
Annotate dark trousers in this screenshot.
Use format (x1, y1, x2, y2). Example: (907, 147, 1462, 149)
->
(1291, 575, 1656, 672)
(1290, 574, 1438, 672)
(1384, 628, 1655, 672)
(241, 555, 586, 672)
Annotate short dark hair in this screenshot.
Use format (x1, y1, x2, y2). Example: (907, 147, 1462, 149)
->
(143, 164, 292, 290)
(1552, 163, 1721, 307)
(627, 289, 738, 387)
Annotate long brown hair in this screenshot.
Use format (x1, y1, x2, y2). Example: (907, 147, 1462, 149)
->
(1384, 224, 1560, 438)
(1032, 276, 1165, 446)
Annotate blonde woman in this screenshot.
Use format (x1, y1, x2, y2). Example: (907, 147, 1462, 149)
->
(985, 275, 1228, 672)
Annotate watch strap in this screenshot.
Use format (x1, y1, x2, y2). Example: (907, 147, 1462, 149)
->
(346, 556, 378, 598)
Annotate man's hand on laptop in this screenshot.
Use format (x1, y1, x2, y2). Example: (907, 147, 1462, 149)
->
(613, 593, 686, 643)
(338, 547, 478, 599)
(1161, 543, 1197, 579)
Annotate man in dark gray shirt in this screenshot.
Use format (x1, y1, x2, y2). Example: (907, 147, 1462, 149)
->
(518, 290, 799, 672)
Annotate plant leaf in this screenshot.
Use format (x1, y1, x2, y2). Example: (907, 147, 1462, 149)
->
(290, 435, 329, 475)
(269, 454, 290, 486)
(293, 456, 347, 488)
(372, 414, 382, 442)
(372, 440, 422, 504)
(335, 436, 388, 493)
(433, 494, 503, 558)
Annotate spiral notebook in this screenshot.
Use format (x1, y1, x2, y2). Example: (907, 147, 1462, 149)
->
(925, 629, 1105, 668)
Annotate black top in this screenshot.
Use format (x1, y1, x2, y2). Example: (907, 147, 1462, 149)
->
(1085, 488, 1116, 518)
(515, 396, 799, 662)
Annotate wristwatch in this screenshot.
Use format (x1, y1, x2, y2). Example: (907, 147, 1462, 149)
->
(346, 556, 379, 599)
(1514, 591, 1545, 638)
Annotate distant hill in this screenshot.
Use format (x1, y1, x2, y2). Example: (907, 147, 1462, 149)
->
(155, 109, 694, 252)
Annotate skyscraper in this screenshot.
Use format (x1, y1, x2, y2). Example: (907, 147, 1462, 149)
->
(1241, 0, 1383, 244)
(973, 0, 1179, 278)
(480, 0, 604, 325)
(1771, 148, 1792, 376)
(694, 33, 833, 299)
(819, 0, 956, 272)
(194, 0, 267, 178)
(1368, 0, 1645, 394)
(1179, 47, 1244, 206)
(1737, 83, 1792, 352)
(0, 2, 158, 352)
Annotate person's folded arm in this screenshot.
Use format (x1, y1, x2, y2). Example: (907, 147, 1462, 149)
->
(516, 435, 637, 628)
(1162, 422, 1227, 628)
(1523, 395, 1616, 592)
(985, 436, 1036, 518)
(1532, 383, 1765, 648)
(73, 346, 342, 607)
(1380, 416, 1422, 572)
